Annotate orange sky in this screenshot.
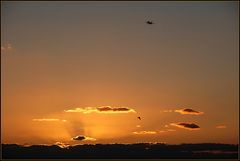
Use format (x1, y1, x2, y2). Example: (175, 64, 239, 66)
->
(1, 2, 239, 146)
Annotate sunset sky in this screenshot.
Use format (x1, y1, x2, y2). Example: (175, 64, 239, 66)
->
(1, 2, 239, 146)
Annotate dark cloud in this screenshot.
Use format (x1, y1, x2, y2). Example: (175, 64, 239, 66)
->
(65, 106, 136, 114)
(178, 123, 200, 128)
(175, 108, 203, 115)
(171, 122, 200, 130)
(97, 106, 132, 112)
(72, 135, 96, 141)
(72, 135, 86, 141)
(97, 106, 112, 111)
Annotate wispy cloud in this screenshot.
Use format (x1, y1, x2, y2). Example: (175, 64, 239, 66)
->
(133, 131, 157, 135)
(32, 118, 67, 122)
(170, 122, 200, 130)
(158, 129, 176, 133)
(158, 130, 167, 133)
(54, 142, 70, 148)
(216, 125, 227, 129)
(65, 106, 136, 114)
(133, 128, 175, 134)
(161, 110, 173, 113)
(174, 108, 203, 115)
(72, 135, 96, 141)
(1, 43, 13, 52)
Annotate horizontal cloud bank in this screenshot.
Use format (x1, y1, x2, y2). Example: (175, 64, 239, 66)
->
(133, 131, 157, 135)
(32, 118, 67, 122)
(216, 125, 227, 129)
(72, 135, 96, 141)
(65, 106, 136, 114)
(174, 108, 204, 115)
(171, 122, 200, 130)
(159, 129, 176, 133)
(133, 129, 176, 135)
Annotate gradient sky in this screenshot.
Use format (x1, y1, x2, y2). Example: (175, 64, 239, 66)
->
(1, 1, 239, 146)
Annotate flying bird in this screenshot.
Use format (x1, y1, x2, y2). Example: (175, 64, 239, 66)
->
(146, 21, 154, 25)
(137, 117, 141, 120)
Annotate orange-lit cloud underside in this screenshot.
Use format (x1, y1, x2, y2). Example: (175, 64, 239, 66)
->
(64, 106, 136, 114)
(174, 108, 204, 115)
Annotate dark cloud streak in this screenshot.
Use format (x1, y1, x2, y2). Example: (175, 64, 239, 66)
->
(171, 122, 200, 130)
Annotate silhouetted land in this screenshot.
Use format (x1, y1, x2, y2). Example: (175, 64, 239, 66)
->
(2, 143, 238, 159)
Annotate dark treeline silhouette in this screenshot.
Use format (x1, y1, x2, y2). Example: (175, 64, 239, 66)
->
(2, 143, 238, 159)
